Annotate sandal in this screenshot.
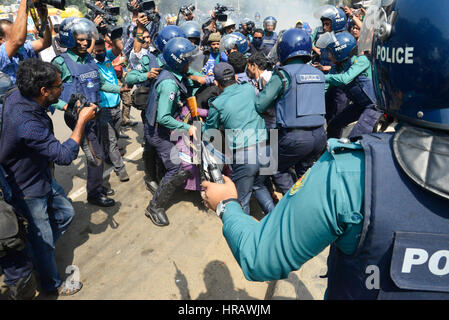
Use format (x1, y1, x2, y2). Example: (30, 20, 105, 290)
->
(56, 281, 83, 296)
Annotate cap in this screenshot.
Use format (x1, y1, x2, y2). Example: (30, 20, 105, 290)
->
(213, 62, 235, 82)
(208, 32, 221, 43)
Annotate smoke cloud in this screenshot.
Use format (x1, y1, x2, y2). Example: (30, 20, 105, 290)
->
(112, 0, 344, 32)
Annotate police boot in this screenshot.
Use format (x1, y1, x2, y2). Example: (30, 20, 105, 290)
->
(145, 170, 191, 227)
(9, 272, 37, 300)
(142, 149, 159, 194)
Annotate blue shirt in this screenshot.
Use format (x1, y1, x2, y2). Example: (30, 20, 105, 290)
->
(96, 50, 121, 108)
(0, 89, 79, 198)
(0, 41, 38, 84)
(221, 139, 364, 281)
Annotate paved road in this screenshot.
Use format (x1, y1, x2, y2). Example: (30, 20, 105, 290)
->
(2, 106, 389, 300)
(2, 108, 275, 300)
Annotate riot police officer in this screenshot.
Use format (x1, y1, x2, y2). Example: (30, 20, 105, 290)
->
(144, 37, 200, 227)
(181, 21, 202, 46)
(201, 0, 449, 300)
(255, 28, 327, 194)
(51, 18, 117, 207)
(220, 32, 250, 61)
(261, 16, 277, 53)
(312, 5, 350, 137)
(323, 31, 382, 139)
(311, 5, 347, 73)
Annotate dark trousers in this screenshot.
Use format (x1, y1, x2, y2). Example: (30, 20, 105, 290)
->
(99, 105, 125, 174)
(147, 125, 182, 187)
(327, 103, 383, 139)
(84, 120, 105, 198)
(0, 249, 33, 288)
(11, 180, 74, 292)
(230, 143, 274, 215)
(142, 111, 165, 182)
(275, 126, 327, 194)
(326, 86, 349, 139)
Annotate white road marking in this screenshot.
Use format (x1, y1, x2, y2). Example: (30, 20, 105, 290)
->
(68, 147, 144, 200)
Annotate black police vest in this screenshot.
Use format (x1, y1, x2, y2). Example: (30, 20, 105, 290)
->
(145, 69, 187, 127)
(326, 133, 449, 300)
(275, 63, 326, 129)
(56, 52, 101, 104)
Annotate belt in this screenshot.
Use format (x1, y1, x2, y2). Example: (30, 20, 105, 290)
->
(282, 126, 322, 133)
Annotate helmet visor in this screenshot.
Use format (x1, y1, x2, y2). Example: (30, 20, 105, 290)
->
(314, 4, 340, 20)
(315, 31, 338, 49)
(358, 0, 388, 55)
(181, 46, 203, 73)
(71, 18, 99, 41)
(219, 34, 236, 53)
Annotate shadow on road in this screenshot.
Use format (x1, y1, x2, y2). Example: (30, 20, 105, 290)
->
(174, 260, 258, 300)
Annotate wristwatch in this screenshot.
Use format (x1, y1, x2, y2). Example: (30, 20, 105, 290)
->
(216, 198, 240, 219)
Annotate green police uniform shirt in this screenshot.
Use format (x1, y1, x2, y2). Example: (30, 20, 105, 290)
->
(155, 69, 190, 132)
(221, 139, 365, 281)
(203, 82, 267, 150)
(325, 55, 372, 91)
(125, 54, 164, 86)
(51, 49, 121, 110)
(254, 58, 304, 114)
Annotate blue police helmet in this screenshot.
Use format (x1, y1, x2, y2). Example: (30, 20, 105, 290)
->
(277, 28, 312, 64)
(263, 16, 277, 30)
(59, 17, 99, 48)
(220, 32, 249, 54)
(162, 37, 198, 73)
(316, 5, 347, 33)
(180, 21, 201, 40)
(368, 0, 449, 131)
(154, 25, 186, 53)
(327, 31, 357, 63)
(231, 32, 249, 53)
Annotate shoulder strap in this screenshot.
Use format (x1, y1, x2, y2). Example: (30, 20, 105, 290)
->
(273, 67, 288, 95)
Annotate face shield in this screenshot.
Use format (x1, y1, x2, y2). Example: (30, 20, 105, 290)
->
(358, 0, 397, 55)
(220, 34, 237, 54)
(72, 18, 99, 40)
(314, 31, 338, 49)
(313, 4, 340, 20)
(181, 46, 204, 73)
(68, 18, 99, 47)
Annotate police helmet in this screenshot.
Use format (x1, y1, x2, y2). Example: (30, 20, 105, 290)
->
(180, 21, 202, 41)
(220, 32, 249, 54)
(59, 17, 99, 48)
(154, 25, 186, 53)
(314, 5, 347, 33)
(361, 0, 449, 131)
(326, 31, 357, 63)
(263, 16, 277, 31)
(162, 37, 201, 74)
(277, 28, 312, 64)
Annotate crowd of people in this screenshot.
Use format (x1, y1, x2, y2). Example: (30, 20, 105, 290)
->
(1, 0, 448, 300)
